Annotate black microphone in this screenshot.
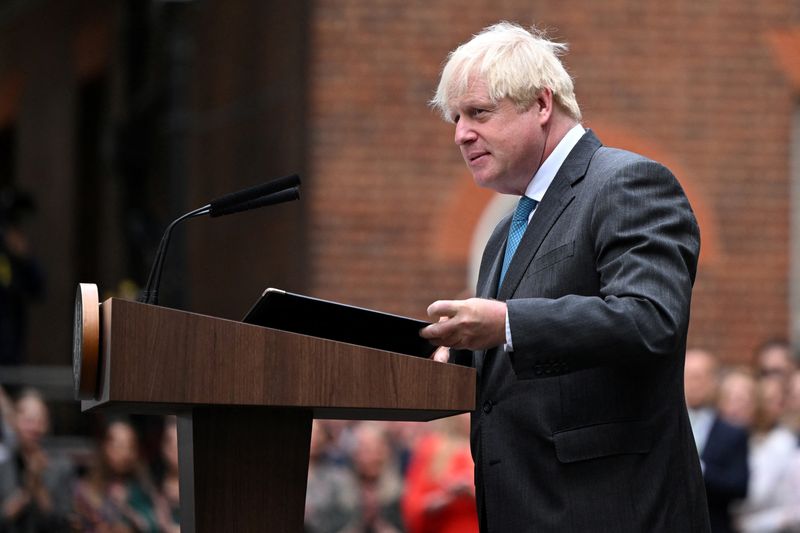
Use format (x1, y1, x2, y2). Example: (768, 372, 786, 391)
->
(139, 176, 301, 306)
(210, 186, 300, 218)
(208, 174, 299, 217)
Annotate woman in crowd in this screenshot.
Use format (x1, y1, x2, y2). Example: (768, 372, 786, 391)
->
(73, 419, 170, 532)
(0, 388, 74, 532)
(733, 377, 800, 532)
(784, 369, 800, 438)
(156, 417, 179, 533)
(402, 413, 478, 533)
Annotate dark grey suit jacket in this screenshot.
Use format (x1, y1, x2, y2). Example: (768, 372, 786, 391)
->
(453, 130, 710, 532)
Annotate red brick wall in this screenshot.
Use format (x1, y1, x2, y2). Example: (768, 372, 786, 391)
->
(307, 0, 800, 364)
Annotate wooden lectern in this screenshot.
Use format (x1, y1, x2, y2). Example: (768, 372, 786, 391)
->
(76, 296, 476, 532)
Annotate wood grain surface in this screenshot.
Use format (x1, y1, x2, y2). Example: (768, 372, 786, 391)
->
(83, 298, 476, 419)
(178, 407, 312, 532)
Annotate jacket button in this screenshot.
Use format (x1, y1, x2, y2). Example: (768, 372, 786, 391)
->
(483, 400, 493, 414)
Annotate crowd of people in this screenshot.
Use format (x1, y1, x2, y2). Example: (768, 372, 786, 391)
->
(0, 383, 479, 532)
(0, 339, 798, 532)
(685, 340, 800, 533)
(0, 388, 180, 532)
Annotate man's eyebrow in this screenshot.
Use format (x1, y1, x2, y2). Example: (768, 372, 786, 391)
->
(453, 99, 491, 112)
(462, 96, 495, 108)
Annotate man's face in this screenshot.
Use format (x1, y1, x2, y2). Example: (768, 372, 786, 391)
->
(758, 346, 796, 382)
(450, 78, 544, 195)
(684, 351, 717, 409)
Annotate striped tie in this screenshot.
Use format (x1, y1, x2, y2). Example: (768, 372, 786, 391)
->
(499, 196, 538, 287)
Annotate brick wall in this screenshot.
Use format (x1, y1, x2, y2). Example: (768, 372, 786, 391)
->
(307, 0, 800, 364)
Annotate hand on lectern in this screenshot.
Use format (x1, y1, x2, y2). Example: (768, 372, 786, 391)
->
(420, 298, 507, 350)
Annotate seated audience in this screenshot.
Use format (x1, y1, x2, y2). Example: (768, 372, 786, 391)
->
(402, 413, 477, 533)
(0, 388, 74, 532)
(73, 419, 168, 532)
(684, 349, 748, 533)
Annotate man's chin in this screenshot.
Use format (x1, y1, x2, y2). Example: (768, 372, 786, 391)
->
(471, 172, 498, 190)
(472, 174, 513, 194)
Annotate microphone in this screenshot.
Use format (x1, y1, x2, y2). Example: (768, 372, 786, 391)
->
(210, 186, 300, 218)
(209, 174, 300, 217)
(139, 175, 301, 306)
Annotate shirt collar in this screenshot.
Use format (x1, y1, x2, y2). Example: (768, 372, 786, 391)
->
(524, 123, 586, 202)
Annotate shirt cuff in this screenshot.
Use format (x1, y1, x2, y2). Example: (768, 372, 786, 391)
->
(504, 308, 513, 352)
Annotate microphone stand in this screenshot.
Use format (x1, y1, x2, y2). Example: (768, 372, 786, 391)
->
(138, 176, 301, 307)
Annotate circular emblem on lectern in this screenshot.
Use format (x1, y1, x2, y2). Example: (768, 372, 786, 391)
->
(73, 283, 100, 400)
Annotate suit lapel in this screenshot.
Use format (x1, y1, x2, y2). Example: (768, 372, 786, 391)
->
(497, 130, 602, 301)
(474, 218, 509, 373)
(478, 219, 509, 299)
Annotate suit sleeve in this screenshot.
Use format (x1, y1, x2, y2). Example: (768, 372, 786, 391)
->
(506, 160, 700, 377)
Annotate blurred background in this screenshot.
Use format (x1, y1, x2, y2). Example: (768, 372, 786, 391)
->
(1, 0, 800, 531)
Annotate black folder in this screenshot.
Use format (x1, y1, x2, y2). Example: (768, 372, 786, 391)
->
(242, 288, 437, 358)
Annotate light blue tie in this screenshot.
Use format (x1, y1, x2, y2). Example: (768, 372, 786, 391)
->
(499, 196, 538, 287)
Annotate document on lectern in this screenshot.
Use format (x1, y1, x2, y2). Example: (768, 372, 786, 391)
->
(242, 288, 438, 358)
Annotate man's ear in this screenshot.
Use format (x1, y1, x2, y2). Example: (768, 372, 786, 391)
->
(535, 88, 554, 124)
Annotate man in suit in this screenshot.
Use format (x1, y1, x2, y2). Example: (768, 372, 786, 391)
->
(420, 22, 710, 531)
(684, 348, 749, 533)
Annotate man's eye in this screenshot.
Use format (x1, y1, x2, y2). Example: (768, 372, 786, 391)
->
(472, 108, 487, 117)
(453, 114, 460, 123)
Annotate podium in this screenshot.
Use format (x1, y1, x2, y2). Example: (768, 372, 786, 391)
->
(79, 298, 476, 532)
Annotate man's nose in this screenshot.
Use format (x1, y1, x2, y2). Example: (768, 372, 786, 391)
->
(454, 119, 477, 145)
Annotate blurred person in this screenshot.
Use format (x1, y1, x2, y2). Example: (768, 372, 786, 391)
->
(341, 422, 404, 533)
(717, 368, 758, 428)
(733, 377, 800, 532)
(0, 385, 13, 456)
(0, 388, 74, 532)
(755, 339, 797, 386)
(419, 21, 706, 532)
(318, 420, 359, 467)
(684, 349, 749, 533)
(785, 369, 800, 439)
(73, 419, 166, 532)
(156, 417, 179, 533)
(0, 186, 44, 366)
(305, 420, 359, 533)
(383, 422, 425, 476)
(402, 414, 478, 533)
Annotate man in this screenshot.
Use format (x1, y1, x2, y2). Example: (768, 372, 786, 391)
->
(684, 349, 749, 533)
(754, 339, 797, 385)
(420, 22, 709, 531)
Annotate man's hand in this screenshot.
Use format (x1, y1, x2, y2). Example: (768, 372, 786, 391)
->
(420, 298, 506, 350)
(431, 346, 450, 363)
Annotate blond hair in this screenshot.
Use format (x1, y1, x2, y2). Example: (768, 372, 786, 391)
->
(431, 22, 581, 122)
